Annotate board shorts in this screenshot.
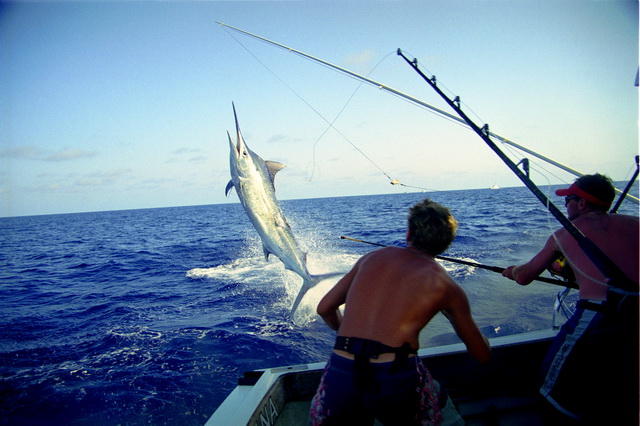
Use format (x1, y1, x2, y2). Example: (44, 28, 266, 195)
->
(309, 351, 463, 425)
(540, 296, 639, 423)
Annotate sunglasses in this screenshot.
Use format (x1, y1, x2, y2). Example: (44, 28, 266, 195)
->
(564, 195, 581, 206)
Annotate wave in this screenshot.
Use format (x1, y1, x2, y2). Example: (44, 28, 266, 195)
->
(186, 244, 357, 325)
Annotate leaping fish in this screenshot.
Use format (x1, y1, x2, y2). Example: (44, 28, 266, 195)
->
(225, 104, 342, 317)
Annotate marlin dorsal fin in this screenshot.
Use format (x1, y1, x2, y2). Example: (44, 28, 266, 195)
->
(265, 161, 286, 185)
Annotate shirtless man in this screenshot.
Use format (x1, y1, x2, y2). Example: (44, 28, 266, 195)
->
(502, 173, 639, 423)
(309, 199, 490, 425)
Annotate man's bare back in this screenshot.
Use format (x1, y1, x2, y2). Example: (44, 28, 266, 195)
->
(311, 198, 489, 425)
(555, 212, 639, 299)
(501, 174, 639, 422)
(318, 246, 490, 363)
(504, 210, 639, 300)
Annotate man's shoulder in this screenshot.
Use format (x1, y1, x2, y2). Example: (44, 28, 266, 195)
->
(573, 212, 639, 227)
(357, 246, 405, 267)
(613, 213, 639, 224)
(363, 246, 402, 259)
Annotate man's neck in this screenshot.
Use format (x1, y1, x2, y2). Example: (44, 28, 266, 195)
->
(406, 245, 434, 259)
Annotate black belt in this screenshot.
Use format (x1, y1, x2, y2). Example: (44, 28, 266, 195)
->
(333, 336, 422, 391)
(576, 300, 607, 313)
(334, 336, 417, 359)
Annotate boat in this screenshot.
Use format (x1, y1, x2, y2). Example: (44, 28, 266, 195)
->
(207, 329, 557, 425)
(490, 184, 500, 190)
(208, 332, 558, 425)
(210, 25, 638, 425)
(207, 248, 576, 425)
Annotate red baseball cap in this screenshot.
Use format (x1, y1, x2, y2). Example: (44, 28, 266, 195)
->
(555, 182, 611, 207)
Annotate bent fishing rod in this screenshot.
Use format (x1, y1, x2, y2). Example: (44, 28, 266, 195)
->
(396, 50, 635, 292)
(610, 155, 639, 214)
(340, 236, 577, 289)
(217, 22, 638, 204)
(215, 23, 617, 189)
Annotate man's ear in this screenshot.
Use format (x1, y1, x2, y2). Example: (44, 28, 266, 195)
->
(577, 198, 589, 210)
(406, 228, 413, 242)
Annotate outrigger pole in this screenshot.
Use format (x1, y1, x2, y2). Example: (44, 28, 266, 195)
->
(215, 22, 640, 204)
(396, 50, 635, 293)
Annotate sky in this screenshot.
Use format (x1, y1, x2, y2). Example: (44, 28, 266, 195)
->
(1, 1, 638, 217)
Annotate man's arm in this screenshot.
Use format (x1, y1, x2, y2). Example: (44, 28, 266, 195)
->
(502, 234, 560, 285)
(316, 263, 358, 331)
(442, 279, 491, 364)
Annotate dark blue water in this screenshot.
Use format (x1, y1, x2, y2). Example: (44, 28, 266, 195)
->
(1, 186, 637, 425)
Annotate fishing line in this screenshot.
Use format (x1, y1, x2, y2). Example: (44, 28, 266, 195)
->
(221, 24, 637, 205)
(221, 26, 392, 181)
(307, 51, 395, 182)
(220, 26, 341, 137)
(399, 50, 636, 294)
(494, 136, 611, 290)
(306, 52, 440, 193)
(552, 234, 610, 290)
(498, 141, 612, 290)
(499, 139, 567, 184)
(385, 50, 567, 192)
(400, 50, 489, 130)
(220, 25, 436, 192)
(508, 160, 611, 290)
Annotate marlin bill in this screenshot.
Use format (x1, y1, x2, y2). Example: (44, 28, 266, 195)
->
(225, 104, 342, 317)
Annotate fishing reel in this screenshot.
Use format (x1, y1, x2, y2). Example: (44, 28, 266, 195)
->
(549, 255, 577, 329)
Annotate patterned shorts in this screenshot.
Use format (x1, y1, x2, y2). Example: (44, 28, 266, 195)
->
(540, 301, 639, 422)
(309, 352, 444, 425)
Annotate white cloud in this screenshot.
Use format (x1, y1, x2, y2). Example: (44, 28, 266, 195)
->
(0, 146, 45, 160)
(343, 49, 376, 67)
(45, 149, 98, 162)
(0, 145, 98, 162)
(166, 147, 208, 164)
(266, 134, 288, 144)
(188, 155, 207, 163)
(75, 168, 132, 187)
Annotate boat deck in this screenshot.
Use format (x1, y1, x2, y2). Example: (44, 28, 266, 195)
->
(274, 397, 542, 426)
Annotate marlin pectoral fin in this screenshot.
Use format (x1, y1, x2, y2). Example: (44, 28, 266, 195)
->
(262, 245, 271, 262)
(225, 180, 235, 197)
(274, 215, 291, 229)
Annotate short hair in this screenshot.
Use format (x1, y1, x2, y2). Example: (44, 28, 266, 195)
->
(407, 199, 458, 256)
(575, 173, 615, 210)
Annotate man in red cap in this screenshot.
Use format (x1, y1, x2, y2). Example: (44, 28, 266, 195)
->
(502, 173, 638, 423)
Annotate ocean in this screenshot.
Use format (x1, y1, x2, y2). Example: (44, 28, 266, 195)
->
(1, 185, 637, 425)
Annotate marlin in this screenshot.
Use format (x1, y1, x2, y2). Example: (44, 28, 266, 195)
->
(225, 104, 342, 317)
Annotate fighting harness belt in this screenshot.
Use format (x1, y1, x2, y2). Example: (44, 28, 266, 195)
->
(585, 288, 639, 324)
(334, 336, 417, 388)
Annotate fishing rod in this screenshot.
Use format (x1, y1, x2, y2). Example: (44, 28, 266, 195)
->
(340, 236, 577, 289)
(610, 155, 639, 214)
(396, 50, 635, 292)
(215, 22, 640, 204)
